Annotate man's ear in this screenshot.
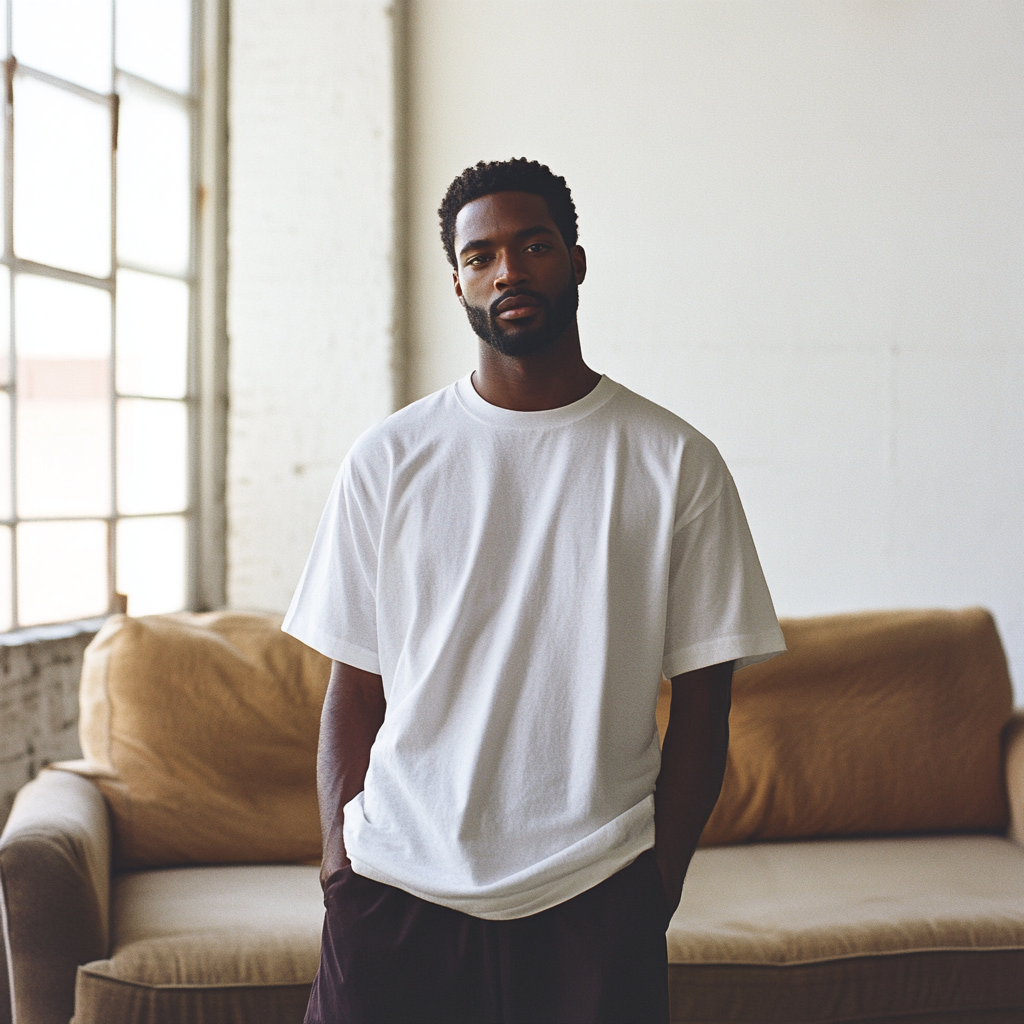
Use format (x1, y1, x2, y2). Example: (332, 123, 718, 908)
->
(453, 270, 466, 306)
(572, 245, 587, 285)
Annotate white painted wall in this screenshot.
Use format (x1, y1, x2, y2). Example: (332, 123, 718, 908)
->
(225, 0, 1023, 701)
(227, 0, 400, 611)
(406, 0, 1024, 700)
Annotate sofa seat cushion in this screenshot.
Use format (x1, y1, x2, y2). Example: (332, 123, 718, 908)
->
(667, 835, 1024, 1022)
(72, 864, 322, 1024)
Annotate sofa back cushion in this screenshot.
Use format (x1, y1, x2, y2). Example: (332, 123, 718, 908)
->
(61, 606, 1012, 865)
(57, 611, 330, 868)
(697, 607, 1013, 846)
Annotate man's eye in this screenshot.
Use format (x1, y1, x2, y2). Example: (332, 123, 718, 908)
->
(466, 254, 489, 266)
(526, 243, 550, 253)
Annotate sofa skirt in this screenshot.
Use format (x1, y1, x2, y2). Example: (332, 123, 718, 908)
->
(669, 949, 1024, 1023)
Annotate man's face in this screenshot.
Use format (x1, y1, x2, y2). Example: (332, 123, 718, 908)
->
(453, 191, 585, 358)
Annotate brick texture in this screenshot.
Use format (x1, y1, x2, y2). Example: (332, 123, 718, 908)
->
(0, 633, 94, 829)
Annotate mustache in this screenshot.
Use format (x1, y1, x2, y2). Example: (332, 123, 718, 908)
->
(488, 288, 549, 318)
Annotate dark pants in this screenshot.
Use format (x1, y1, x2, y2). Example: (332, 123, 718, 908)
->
(305, 849, 671, 1024)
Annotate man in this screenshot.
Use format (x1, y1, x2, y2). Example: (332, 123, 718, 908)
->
(284, 158, 785, 1023)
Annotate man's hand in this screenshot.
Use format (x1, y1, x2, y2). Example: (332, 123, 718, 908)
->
(317, 661, 387, 890)
(653, 661, 733, 918)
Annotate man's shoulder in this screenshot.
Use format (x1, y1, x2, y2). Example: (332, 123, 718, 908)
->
(606, 381, 722, 461)
(348, 380, 462, 462)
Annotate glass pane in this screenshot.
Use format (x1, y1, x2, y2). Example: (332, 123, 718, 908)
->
(0, 527, 11, 631)
(0, 393, 10, 521)
(17, 520, 108, 625)
(116, 78, 190, 276)
(15, 275, 110, 358)
(117, 398, 187, 514)
(12, 0, 113, 94)
(13, 76, 111, 278)
(0, 266, 9, 386)
(115, 0, 190, 94)
(116, 270, 188, 398)
(16, 276, 111, 517)
(116, 514, 186, 615)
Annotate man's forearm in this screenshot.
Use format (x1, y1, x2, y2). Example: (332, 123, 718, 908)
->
(317, 660, 387, 889)
(653, 661, 733, 916)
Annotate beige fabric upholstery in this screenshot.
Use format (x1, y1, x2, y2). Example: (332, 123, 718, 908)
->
(699, 607, 1012, 846)
(72, 981, 311, 1024)
(68, 835, 1024, 1024)
(667, 834, 1024, 1021)
(668, 954, 1024, 1024)
(1005, 710, 1024, 847)
(0, 771, 111, 1024)
(671, 835, 1024, 965)
(55, 611, 330, 868)
(73, 865, 321, 1024)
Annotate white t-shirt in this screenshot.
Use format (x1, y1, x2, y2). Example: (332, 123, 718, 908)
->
(284, 374, 784, 920)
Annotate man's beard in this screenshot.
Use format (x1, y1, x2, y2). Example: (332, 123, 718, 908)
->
(463, 273, 579, 357)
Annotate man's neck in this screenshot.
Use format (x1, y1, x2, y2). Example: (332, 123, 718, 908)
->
(472, 328, 601, 412)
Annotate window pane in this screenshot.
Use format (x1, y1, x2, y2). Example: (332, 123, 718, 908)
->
(16, 276, 111, 518)
(117, 398, 187, 514)
(0, 393, 10, 521)
(15, 275, 110, 358)
(117, 515, 185, 615)
(116, 270, 188, 398)
(17, 520, 108, 626)
(12, 0, 113, 94)
(0, 528, 11, 632)
(0, 266, 9, 386)
(116, 78, 190, 277)
(115, 0, 190, 94)
(13, 76, 111, 278)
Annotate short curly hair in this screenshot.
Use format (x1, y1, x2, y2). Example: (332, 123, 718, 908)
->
(439, 158, 578, 268)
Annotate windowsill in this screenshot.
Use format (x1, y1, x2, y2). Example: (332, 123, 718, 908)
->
(0, 616, 109, 647)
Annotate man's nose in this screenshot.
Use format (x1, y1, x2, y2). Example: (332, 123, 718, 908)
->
(494, 251, 528, 289)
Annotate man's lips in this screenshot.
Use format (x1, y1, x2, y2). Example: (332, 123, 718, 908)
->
(494, 295, 542, 320)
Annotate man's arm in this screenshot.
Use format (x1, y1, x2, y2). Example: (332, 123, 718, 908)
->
(317, 660, 387, 890)
(653, 660, 734, 916)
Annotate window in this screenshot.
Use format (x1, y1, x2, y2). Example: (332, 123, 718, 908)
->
(0, 0, 223, 631)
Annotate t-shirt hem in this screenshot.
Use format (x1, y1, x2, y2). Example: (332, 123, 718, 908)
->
(348, 837, 654, 921)
(663, 629, 786, 680)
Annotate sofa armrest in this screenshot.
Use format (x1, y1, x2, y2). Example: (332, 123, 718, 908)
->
(0, 770, 111, 1024)
(1005, 710, 1024, 848)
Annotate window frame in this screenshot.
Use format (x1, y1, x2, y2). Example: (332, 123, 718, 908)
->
(0, 0, 226, 634)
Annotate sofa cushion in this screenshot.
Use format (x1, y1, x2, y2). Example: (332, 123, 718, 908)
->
(73, 864, 321, 1024)
(698, 607, 1012, 846)
(55, 611, 330, 867)
(667, 834, 1024, 1021)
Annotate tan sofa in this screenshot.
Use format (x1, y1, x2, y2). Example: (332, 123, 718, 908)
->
(1, 607, 1022, 1024)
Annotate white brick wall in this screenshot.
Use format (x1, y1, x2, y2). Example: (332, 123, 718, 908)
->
(406, 0, 1024, 702)
(227, 0, 403, 613)
(0, 631, 93, 827)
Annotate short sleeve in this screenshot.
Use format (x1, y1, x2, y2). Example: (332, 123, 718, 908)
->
(662, 472, 786, 679)
(282, 455, 382, 673)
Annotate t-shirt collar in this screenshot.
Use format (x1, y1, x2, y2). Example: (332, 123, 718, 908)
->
(454, 373, 619, 430)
